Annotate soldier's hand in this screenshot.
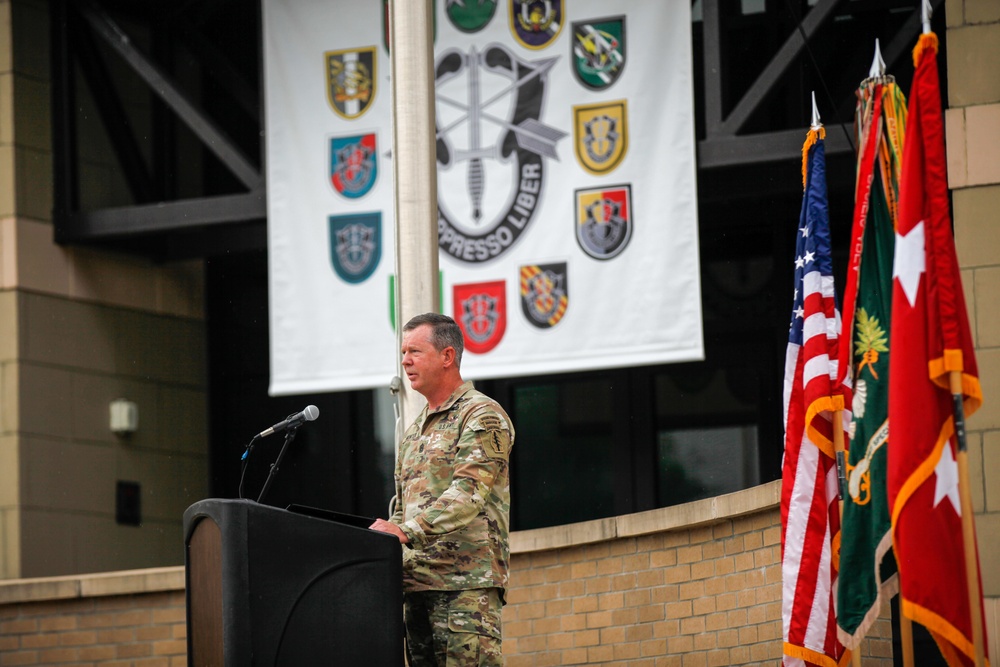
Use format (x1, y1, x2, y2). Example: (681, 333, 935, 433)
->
(369, 518, 409, 544)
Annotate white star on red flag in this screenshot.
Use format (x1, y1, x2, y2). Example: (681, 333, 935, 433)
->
(893, 220, 925, 307)
(932, 442, 961, 516)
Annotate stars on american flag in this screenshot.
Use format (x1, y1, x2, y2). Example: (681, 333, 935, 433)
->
(794, 250, 816, 271)
(789, 211, 830, 338)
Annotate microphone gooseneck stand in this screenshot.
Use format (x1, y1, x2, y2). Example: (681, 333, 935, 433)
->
(256, 425, 300, 504)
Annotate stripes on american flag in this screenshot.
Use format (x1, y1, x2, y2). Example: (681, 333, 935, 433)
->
(780, 129, 849, 667)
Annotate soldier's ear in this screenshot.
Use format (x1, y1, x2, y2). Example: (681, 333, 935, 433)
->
(442, 346, 456, 367)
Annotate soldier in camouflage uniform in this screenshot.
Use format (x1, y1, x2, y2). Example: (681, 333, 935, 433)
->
(370, 313, 514, 667)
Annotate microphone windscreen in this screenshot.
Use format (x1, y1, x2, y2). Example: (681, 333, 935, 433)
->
(304, 405, 320, 421)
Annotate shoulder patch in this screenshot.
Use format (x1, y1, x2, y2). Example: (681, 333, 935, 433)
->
(479, 428, 510, 461)
(472, 412, 510, 460)
(476, 414, 503, 431)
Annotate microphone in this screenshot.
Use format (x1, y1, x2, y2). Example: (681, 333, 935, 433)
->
(257, 405, 320, 438)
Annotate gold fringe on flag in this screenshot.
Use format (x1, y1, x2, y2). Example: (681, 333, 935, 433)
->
(912, 32, 939, 66)
(802, 126, 827, 190)
(854, 79, 908, 228)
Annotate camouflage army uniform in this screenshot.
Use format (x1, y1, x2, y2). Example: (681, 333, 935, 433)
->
(391, 381, 514, 667)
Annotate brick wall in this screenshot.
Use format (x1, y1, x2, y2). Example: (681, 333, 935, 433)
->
(0, 484, 899, 667)
(0, 570, 186, 667)
(503, 483, 894, 666)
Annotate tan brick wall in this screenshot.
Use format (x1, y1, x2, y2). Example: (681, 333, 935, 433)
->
(0, 569, 187, 667)
(502, 496, 894, 667)
(0, 592, 187, 667)
(946, 0, 1000, 636)
(0, 485, 894, 667)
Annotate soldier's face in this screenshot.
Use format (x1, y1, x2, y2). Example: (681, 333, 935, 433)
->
(401, 325, 448, 397)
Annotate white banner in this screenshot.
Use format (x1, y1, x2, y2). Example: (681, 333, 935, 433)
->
(264, 0, 703, 395)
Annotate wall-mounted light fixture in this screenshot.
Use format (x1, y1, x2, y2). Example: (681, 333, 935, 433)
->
(110, 399, 139, 435)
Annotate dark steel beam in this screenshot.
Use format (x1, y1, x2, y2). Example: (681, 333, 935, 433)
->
(55, 190, 266, 243)
(51, 0, 79, 219)
(174, 15, 259, 122)
(718, 0, 845, 136)
(75, 23, 159, 203)
(702, 0, 723, 137)
(77, 0, 263, 191)
(881, 0, 944, 75)
(831, 0, 947, 142)
(697, 125, 853, 169)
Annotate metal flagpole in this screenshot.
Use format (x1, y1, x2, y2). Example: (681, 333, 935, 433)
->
(812, 88, 860, 667)
(388, 0, 439, 440)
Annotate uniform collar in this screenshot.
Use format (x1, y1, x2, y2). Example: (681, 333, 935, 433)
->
(424, 380, 474, 417)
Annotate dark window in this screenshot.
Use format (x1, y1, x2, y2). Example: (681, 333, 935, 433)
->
(510, 380, 616, 528)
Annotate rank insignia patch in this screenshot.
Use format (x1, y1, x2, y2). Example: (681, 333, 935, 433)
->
(571, 16, 626, 90)
(509, 1, 563, 50)
(330, 133, 378, 198)
(454, 280, 507, 354)
(435, 43, 567, 263)
(520, 262, 568, 328)
(574, 100, 628, 175)
(325, 47, 376, 119)
(447, 0, 497, 33)
(329, 213, 381, 284)
(574, 185, 633, 260)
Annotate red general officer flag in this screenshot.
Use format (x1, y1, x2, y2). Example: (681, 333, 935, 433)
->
(888, 32, 986, 667)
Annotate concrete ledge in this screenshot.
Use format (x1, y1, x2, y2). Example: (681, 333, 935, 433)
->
(510, 480, 781, 554)
(0, 566, 184, 605)
(0, 482, 783, 604)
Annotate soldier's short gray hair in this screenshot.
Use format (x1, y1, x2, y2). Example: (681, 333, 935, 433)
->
(403, 313, 464, 368)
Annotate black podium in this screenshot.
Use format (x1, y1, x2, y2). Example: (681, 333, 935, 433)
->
(183, 499, 404, 666)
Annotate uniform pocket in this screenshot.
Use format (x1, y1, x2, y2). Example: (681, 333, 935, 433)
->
(443, 589, 503, 667)
(446, 612, 501, 667)
(447, 610, 500, 639)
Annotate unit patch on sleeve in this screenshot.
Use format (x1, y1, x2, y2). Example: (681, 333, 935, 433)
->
(475, 414, 510, 460)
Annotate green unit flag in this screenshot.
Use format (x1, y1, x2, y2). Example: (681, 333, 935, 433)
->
(836, 79, 907, 648)
(837, 169, 898, 644)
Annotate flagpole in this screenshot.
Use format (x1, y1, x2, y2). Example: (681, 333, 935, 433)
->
(899, 614, 915, 667)
(949, 369, 986, 667)
(832, 410, 862, 667)
(808, 89, 859, 667)
(389, 0, 439, 432)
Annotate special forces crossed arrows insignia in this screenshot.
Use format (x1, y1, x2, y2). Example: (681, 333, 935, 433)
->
(435, 43, 567, 264)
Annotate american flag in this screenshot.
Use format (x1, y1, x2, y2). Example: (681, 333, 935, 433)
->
(780, 129, 849, 667)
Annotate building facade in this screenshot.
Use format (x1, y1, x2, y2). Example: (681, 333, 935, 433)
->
(1, 0, 998, 663)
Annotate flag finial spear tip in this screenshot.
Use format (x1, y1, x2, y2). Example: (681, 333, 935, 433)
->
(869, 38, 886, 79)
(810, 91, 822, 130)
(922, 0, 932, 34)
